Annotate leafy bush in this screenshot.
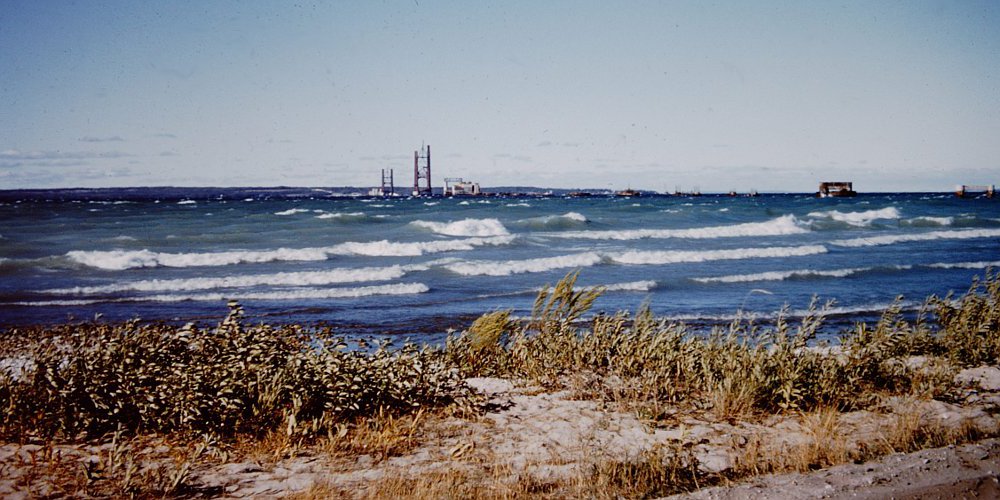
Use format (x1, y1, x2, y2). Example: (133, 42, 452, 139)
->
(0, 302, 466, 440)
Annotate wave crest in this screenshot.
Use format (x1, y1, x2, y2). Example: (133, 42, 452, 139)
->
(806, 207, 901, 227)
(831, 228, 1000, 248)
(550, 215, 806, 240)
(444, 252, 603, 276)
(49, 265, 418, 294)
(65, 236, 516, 270)
(610, 245, 827, 265)
(517, 212, 589, 230)
(411, 218, 510, 237)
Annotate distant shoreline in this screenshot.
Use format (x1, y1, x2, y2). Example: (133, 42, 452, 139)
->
(0, 186, 962, 203)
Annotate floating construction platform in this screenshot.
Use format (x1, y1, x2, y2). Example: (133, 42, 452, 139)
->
(956, 184, 995, 198)
(817, 182, 857, 198)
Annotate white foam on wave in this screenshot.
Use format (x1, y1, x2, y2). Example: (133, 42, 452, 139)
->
(67, 248, 329, 270)
(927, 261, 1000, 270)
(65, 236, 516, 270)
(316, 211, 366, 220)
(902, 216, 954, 227)
(692, 265, 912, 284)
(48, 265, 420, 295)
(831, 228, 1000, 248)
(517, 212, 590, 229)
(411, 218, 510, 237)
(806, 207, 901, 226)
(330, 236, 515, 257)
(144, 283, 430, 302)
(445, 252, 604, 276)
(548, 215, 806, 240)
(274, 208, 311, 216)
(177, 200, 196, 205)
(19, 283, 430, 306)
(584, 280, 658, 292)
(610, 245, 827, 265)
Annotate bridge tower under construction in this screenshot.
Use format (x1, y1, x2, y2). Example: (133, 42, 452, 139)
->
(412, 144, 432, 197)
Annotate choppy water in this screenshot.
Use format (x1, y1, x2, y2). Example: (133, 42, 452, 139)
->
(1, 188, 998, 343)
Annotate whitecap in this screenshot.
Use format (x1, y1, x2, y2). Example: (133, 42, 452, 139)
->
(177, 200, 196, 205)
(692, 265, 912, 284)
(274, 208, 311, 216)
(830, 228, 1000, 248)
(329, 236, 515, 257)
(806, 207, 901, 226)
(550, 215, 807, 240)
(316, 211, 366, 220)
(610, 245, 827, 265)
(19, 283, 430, 305)
(48, 265, 421, 295)
(517, 212, 589, 230)
(444, 252, 604, 276)
(65, 236, 516, 270)
(901, 216, 954, 227)
(144, 283, 430, 302)
(926, 261, 1000, 270)
(411, 218, 510, 237)
(585, 280, 658, 292)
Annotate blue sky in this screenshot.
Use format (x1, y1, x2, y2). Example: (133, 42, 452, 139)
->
(1, 1, 998, 192)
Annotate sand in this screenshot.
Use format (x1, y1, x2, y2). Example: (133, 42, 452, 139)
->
(3, 364, 1000, 498)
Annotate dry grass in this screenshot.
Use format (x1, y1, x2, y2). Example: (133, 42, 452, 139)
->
(319, 407, 428, 461)
(2, 270, 1000, 497)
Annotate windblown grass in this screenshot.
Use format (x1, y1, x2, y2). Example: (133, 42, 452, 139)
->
(0, 302, 468, 441)
(447, 269, 1000, 418)
(1, 270, 999, 497)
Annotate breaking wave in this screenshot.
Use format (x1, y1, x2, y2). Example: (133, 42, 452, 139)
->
(692, 265, 912, 284)
(443, 244, 826, 276)
(926, 261, 1000, 270)
(315, 211, 369, 221)
(18, 283, 430, 306)
(516, 212, 589, 230)
(609, 245, 828, 265)
(830, 228, 1000, 248)
(444, 252, 604, 276)
(806, 207, 901, 227)
(274, 208, 311, 216)
(411, 218, 510, 237)
(900, 216, 954, 227)
(65, 236, 516, 270)
(48, 265, 420, 295)
(593, 280, 658, 292)
(548, 215, 806, 240)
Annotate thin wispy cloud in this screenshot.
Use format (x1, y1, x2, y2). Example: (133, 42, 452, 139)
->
(79, 136, 125, 143)
(1, 149, 132, 161)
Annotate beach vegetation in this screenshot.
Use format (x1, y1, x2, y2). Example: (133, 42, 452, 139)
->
(1, 270, 999, 497)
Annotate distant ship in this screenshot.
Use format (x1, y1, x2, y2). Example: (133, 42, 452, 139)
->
(614, 188, 641, 197)
(817, 182, 857, 198)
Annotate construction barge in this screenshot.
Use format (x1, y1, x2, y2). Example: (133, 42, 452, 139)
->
(956, 185, 995, 198)
(817, 182, 857, 198)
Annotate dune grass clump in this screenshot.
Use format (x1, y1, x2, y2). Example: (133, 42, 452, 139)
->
(0, 302, 468, 441)
(447, 270, 1000, 417)
(931, 270, 1000, 366)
